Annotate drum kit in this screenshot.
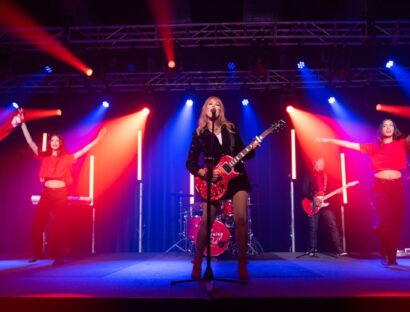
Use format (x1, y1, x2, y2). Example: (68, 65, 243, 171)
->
(165, 192, 264, 256)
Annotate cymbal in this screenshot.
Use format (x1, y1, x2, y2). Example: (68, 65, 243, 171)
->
(169, 192, 194, 197)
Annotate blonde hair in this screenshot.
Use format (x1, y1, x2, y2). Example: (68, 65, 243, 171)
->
(196, 96, 235, 135)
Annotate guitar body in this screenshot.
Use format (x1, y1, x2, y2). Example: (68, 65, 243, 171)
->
(301, 181, 359, 216)
(194, 155, 240, 201)
(193, 120, 286, 201)
(301, 197, 329, 217)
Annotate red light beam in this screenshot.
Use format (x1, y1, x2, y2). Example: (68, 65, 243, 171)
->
(376, 104, 410, 118)
(24, 109, 62, 122)
(0, 1, 92, 75)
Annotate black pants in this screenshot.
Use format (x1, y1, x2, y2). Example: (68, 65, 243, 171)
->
(309, 207, 343, 253)
(373, 178, 404, 262)
(32, 186, 69, 259)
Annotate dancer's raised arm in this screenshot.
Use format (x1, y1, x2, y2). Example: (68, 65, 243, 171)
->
(21, 122, 39, 156)
(315, 137, 360, 151)
(73, 127, 107, 159)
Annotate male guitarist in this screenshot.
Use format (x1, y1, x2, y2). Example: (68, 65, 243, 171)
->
(301, 157, 347, 257)
(186, 96, 260, 280)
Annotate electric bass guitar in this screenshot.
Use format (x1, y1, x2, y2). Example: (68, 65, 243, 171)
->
(194, 119, 286, 201)
(302, 180, 359, 217)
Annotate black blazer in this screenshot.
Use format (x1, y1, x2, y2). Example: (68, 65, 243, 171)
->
(186, 124, 255, 199)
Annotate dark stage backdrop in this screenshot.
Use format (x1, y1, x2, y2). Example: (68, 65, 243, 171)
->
(1, 88, 410, 257)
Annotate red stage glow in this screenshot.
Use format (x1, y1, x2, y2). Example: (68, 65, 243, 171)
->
(21, 293, 95, 298)
(75, 110, 149, 199)
(0, 0, 91, 76)
(286, 107, 341, 181)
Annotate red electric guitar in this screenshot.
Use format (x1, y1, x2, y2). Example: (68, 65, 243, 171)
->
(194, 120, 286, 201)
(302, 180, 359, 216)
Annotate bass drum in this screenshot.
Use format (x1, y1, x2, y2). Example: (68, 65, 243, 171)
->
(187, 216, 231, 256)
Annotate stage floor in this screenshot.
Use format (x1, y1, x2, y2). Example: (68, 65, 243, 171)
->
(1, 252, 410, 310)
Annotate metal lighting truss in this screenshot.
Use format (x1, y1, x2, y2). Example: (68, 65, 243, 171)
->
(1, 20, 410, 49)
(0, 67, 406, 94)
(1, 20, 410, 93)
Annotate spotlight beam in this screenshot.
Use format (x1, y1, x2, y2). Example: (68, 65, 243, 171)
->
(0, 1, 92, 75)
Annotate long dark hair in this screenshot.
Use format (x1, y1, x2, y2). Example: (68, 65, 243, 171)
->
(377, 119, 402, 147)
(39, 134, 68, 156)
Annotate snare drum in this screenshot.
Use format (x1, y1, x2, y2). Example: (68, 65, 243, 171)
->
(187, 216, 231, 256)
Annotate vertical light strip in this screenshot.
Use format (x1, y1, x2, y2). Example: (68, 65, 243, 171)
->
(290, 180, 295, 252)
(89, 155, 95, 254)
(189, 174, 195, 205)
(42, 133, 47, 152)
(137, 129, 143, 253)
(137, 130, 142, 181)
(139, 182, 143, 253)
(290, 128, 296, 252)
(340, 153, 348, 204)
(291, 129, 296, 180)
(89, 155, 95, 205)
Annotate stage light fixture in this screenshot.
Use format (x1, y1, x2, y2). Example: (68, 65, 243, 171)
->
(168, 60, 176, 69)
(186, 99, 193, 106)
(297, 61, 305, 69)
(44, 66, 53, 73)
(328, 97, 336, 104)
(12, 102, 19, 109)
(142, 108, 150, 116)
(376, 104, 382, 111)
(241, 99, 249, 106)
(86, 69, 93, 76)
(227, 61, 236, 71)
(286, 105, 294, 113)
(102, 101, 110, 108)
(386, 60, 394, 69)
(127, 63, 137, 72)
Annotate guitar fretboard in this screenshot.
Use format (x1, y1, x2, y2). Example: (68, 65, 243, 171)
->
(227, 120, 285, 169)
(228, 144, 255, 168)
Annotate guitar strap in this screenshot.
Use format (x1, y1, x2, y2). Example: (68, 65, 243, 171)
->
(229, 132, 235, 156)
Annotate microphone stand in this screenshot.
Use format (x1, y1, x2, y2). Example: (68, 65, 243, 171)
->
(171, 110, 246, 296)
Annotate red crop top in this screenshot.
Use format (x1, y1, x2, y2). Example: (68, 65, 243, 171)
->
(359, 139, 409, 172)
(37, 154, 76, 184)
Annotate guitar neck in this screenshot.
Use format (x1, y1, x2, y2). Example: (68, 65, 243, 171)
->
(228, 143, 255, 168)
(322, 183, 355, 201)
(228, 126, 274, 168)
(323, 189, 342, 201)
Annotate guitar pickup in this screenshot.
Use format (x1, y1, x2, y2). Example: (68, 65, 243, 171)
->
(222, 163, 232, 173)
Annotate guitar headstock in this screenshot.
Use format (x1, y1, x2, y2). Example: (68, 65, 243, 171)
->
(258, 119, 287, 140)
(270, 119, 286, 133)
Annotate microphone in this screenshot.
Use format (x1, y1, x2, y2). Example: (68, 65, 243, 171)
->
(211, 108, 217, 120)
